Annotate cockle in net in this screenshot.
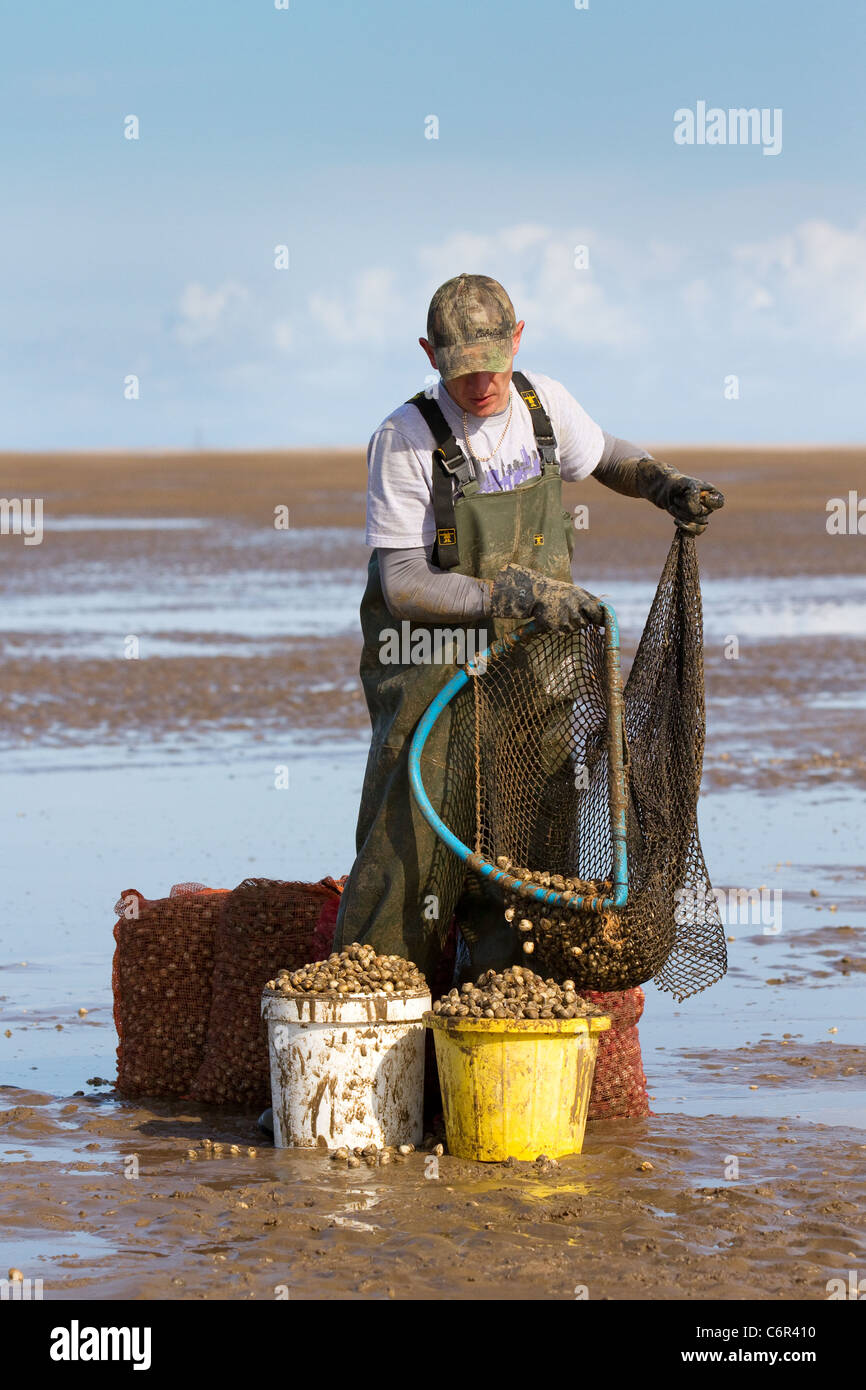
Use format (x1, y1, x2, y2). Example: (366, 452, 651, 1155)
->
(411, 533, 727, 1001)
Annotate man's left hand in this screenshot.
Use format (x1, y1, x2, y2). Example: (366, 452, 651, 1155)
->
(635, 457, 725, 536)
(661, 471, 726, 536)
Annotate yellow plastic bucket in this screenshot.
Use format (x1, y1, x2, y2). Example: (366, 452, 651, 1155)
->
(426, 1012, 611, 1162)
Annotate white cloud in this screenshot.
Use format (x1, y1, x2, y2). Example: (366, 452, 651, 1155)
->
(747, 286, 774, 311)
(273, 319, 293, 351)
(416, 225, 642, 347)
(522, 237, 641, 346)
(174, 281, 249, 346)
(500, 224, 550, 256)
(645, 240, 687, 277)
(681, 278, 712, 313)
(732, 218, 866, 341)
(307, 268, 403, 345)
(167, 217, 866, 386)
(417, 233, 507, 279)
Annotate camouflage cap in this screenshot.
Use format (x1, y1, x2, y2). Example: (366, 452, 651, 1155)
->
(426, 273, 517, 380)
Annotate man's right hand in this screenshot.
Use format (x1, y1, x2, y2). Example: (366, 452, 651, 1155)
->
(489, 564, 605, 631)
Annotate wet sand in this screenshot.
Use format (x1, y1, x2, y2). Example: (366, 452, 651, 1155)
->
(1, 1085, 863, 1301)
(1, 446, 864, 1300)
(3, 446, 866, 790)
(4, 446, 866, 581)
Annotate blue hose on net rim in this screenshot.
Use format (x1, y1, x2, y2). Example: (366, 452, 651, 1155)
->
(408, 601, 629, 916)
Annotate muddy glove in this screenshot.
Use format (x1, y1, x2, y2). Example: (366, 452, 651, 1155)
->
(594, 455, 725, 536)
(488, 564, 605, 631)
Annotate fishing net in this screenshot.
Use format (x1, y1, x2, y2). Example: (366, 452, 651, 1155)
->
(444, 532, 726, 1001)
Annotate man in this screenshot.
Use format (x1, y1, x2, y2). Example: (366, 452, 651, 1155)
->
(333, 273, 724, 985)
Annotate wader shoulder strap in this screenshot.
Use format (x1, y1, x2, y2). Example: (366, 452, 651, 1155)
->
(406, 390, 478, 570)
(511, 370, 558, 472)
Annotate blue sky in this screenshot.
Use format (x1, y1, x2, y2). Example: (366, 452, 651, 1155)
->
(1, 0, 864, 448)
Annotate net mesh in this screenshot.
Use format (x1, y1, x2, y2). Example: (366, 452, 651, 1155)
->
(448, 533, 726, 1001)
(113, 878, 346, 1104)
(191, 876, 345, 1107)
(112, 885, 228, 1098)
(585, 987, 650, 1121)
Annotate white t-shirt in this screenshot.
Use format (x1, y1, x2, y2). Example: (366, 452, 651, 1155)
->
(365, 370, 605, 548)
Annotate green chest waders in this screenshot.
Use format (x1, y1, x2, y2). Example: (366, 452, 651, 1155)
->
(334, 374, 577, 984)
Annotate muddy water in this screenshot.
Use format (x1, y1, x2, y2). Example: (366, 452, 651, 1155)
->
(1, 1090, 863, 1300)
(1, 448, 864, 1299)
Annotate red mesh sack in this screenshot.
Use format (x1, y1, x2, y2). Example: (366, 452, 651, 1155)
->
(112, 885, 228, 1098)
(585, 986, 650, 1120)
(191, 876, 346, 1108)
(310, 877, 346, 961)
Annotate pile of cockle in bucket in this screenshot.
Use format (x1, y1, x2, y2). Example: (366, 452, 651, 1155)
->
(265, 945, 600, 1165)
(433, 965, 603, 1020)
(265, 941, 427, 995)
(265, 944, 438, 1166)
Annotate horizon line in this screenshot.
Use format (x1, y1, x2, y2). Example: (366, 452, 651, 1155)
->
(2, 442, 866, 458)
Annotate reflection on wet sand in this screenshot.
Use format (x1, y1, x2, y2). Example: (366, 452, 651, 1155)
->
(1, 446, 864, 1298)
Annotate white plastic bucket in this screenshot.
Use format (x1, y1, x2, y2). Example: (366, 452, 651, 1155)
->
(261, 988, 431, 1150)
